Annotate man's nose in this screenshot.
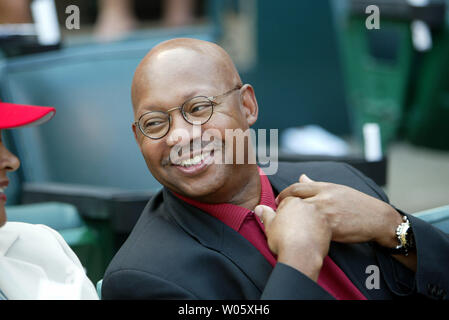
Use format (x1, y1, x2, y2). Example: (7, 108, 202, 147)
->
(0, 143, 20, 172)
(166, 112, 202, 147)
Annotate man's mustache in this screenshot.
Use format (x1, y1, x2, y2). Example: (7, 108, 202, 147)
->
(161, 139, 224, 166)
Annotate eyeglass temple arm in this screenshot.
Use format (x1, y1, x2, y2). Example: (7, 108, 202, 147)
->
(209, 84, 243, 101)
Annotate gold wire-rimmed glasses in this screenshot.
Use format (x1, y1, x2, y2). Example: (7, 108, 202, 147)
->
(135, 84, 242, 139)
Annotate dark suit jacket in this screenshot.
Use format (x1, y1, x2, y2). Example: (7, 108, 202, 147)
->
(103, 162, 449, 300)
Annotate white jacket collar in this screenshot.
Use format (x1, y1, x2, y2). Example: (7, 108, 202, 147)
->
(0, 223, 20, 257)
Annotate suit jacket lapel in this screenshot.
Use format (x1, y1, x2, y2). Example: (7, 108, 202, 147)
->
(163, 188, 273, 293)
(327, 242, 382, 299)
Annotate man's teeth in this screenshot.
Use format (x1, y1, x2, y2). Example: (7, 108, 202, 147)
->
(0, 187, 4, 193)
(179, 154, 207, 167)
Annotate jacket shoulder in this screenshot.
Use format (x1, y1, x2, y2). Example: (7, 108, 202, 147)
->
(271, 161, 388, 201)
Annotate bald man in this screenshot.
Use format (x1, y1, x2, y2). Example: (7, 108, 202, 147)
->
(102, 38, 449, 300)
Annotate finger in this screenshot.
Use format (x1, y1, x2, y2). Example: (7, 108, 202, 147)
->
(276, 183, 319, 205)
(254, 205, 276, 227)
(299, 174, 314, 183)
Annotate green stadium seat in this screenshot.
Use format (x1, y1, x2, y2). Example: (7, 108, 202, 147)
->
(414, 205, 449, 234)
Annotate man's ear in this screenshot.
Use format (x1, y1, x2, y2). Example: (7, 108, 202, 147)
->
(240, 84, 258, 127)
(132, 122, 143, 151)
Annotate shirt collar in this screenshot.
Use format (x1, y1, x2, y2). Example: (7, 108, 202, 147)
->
(173, 167, 277, 231)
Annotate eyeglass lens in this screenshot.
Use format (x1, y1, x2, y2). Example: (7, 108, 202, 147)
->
(139, 96, 213, 138)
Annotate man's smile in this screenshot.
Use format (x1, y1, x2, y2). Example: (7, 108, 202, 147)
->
(174, 151, 212, 167)
(163, 138, 223, 168)
(172, 150, 215, 176)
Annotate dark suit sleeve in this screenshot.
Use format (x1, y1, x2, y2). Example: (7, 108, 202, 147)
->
(104, 265, 335, 300)
(102, 269, 198, 300)
(343, 163, 449, 300)
(261, 263, 335, 300)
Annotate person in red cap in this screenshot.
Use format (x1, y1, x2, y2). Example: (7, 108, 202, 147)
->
(0, 102, 98, 300)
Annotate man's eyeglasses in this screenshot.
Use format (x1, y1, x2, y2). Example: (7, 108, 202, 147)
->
(135, 84, 242, 139)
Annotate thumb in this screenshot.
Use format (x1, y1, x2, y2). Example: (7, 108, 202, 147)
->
(254, 205, 276, 226)
(299, 174, 314, 183)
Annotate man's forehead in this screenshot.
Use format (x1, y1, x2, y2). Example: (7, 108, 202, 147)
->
(146, 47, 219, 79)
(148, 38, 226, 59)
(132, 40, 239, 109)
(135, 53, 222, 101)
(141, 43, 231, 83)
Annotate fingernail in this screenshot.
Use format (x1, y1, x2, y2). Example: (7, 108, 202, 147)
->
(275, 197, 279, 205)
(254, 206, 263, 217)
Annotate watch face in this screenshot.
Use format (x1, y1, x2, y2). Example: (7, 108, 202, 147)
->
(396, 222, 410, 247)
(388, 215, 414, 255)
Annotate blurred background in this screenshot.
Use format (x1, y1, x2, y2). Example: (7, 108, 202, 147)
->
(1, 0, 448, 284)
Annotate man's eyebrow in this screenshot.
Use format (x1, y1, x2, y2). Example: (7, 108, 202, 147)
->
(138, 89, 206, 112)
(138, 105, 160, 113)
(179, 89, 204, 101)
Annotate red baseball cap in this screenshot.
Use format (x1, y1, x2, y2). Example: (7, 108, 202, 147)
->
(0, 102, 56, 129)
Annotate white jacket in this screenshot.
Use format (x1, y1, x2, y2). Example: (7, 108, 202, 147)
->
(0, 222, 99, 300)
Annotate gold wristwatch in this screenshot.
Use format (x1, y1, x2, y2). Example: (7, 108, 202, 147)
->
(387, 215, 415, 256)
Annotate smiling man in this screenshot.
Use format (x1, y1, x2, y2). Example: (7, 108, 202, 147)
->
(130, 38, 260, 208)
(102, 38, 449, 300)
